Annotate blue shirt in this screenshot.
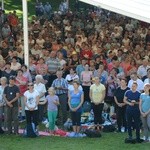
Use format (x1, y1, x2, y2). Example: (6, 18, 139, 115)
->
(140, 93, 150, 113)
(76, 65, 85, 79)
(125, 90, 140, 109)
(100, 75, 106, 85)
(0, 86, 5, 104)
(52, 78, 68, 95)
(70, 90, 83, 112)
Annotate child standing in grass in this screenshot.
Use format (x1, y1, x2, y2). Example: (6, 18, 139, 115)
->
(45, 87, 59, 135)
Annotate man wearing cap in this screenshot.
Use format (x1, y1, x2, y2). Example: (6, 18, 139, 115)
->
(3, 76, 20, 134)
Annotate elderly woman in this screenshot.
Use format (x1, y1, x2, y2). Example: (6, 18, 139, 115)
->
(34, 75, 47, 123)
(0, 77, 7, 130)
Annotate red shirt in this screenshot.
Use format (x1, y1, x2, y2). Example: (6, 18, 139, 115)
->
(80, 49, 93, 60)
(15, 76, 28, 96)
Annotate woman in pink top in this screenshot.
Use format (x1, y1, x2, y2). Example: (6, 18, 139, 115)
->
(120, 56, 131, 76)
(15, 69, 28, 120)
(80, 64, 93, 102)
(36, 58, 48, 75)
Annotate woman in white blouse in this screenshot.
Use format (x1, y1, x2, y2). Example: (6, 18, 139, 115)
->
(24, 82, 39, 127)
(34, 75, 47, 122)
(65, 67, 79, 84)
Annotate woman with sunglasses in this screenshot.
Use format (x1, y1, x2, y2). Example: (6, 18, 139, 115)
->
(24, 82, 39, 128)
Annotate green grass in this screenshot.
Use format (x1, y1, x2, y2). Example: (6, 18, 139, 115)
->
(4, 0, 76, 19)
(2, 1, 150, 150)
(0, 132, 150, 150)
(4, 0, 91, 20)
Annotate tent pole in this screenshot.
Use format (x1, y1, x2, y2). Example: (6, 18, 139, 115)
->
(22, 0, 29, 66)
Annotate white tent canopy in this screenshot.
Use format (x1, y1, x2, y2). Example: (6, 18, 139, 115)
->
(79, 0, 150, 23)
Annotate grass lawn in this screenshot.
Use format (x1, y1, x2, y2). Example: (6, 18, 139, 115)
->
(1, 1, 149, 150)
(4, 0, 91, 19)
(0, 132, 150, 150)
(4, 0, 77, 19)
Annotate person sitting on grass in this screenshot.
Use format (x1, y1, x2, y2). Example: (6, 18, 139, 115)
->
(45, 87, 59, 135)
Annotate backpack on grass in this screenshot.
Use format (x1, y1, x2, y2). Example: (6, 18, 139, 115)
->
(84, 128, 101, 138)
(83, 101, 91, 113)
(103, 125, 116, 132)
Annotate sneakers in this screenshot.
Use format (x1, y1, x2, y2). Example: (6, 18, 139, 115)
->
(42, 119, 48, 125)
(68, 132, 86, 138)
(125, 137, 136, 144)
(136, 138, 144, 143)
(19, 116, 26, 123)
(76, 133, 86, 138)
(121, 127, 126, 133)
(68, 132, 76, 137)
(74, 133, 82, 138)
(125, 137, 144, 144)
(144, 139, 150, 143)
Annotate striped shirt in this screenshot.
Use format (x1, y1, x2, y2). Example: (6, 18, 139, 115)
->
(51, 78, 68, 95)
(46, 58, 61, 73)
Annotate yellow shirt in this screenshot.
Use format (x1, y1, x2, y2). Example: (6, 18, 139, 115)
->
(90, 84, 106, 103)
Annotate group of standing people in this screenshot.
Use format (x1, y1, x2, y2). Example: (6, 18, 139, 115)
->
(115, 79, 150, 143)
(0, 0, 150, 142)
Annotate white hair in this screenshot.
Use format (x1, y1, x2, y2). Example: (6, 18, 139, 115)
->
(0, 77, 7, 82)
(35, 75, 43, 80)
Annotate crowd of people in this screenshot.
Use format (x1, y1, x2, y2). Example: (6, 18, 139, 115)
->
(0, 0, 150, 142)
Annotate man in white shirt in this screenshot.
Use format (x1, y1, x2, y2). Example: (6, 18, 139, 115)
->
(137, 59, 150, 81)
(144, 68, 150, 84)
(128, 72, 144, 92)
